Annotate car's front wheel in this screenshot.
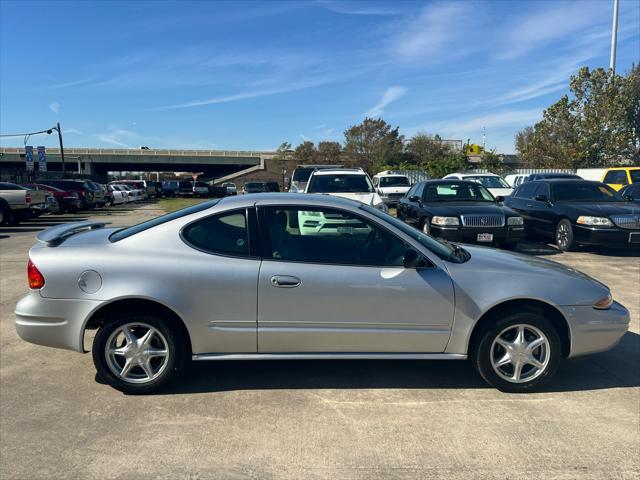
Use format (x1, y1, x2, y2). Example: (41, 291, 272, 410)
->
(555, 219, 575, 251)
(472, 312, 561, 392)
(92, 314, 187, 394)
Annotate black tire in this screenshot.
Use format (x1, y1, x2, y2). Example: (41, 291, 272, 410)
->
(0, 200, 12, 226)
(471, 311, 561, 393)
(555, 219, 575, 251)
(499, 242, 518, 251)
(92, 314, 187, 394)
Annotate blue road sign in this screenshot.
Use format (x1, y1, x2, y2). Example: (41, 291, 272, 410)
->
(37, 146, 47, 172)
(25, 146, 34, 172)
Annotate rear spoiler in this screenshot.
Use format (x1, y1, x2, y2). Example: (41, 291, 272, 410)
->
(35, 221, 110, 247)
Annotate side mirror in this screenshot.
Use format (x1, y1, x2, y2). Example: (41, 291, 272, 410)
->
(534, 194, 549, 203)
(403, 248, 422, 269)
(624, 194, 634, 202)
(408, 195, 420, 203)
(495, 195, 505, 203)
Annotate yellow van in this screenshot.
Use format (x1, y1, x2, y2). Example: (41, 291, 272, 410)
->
(602, 167, 640, 191)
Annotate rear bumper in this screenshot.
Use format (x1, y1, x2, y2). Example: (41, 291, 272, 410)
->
(559, 301, 630, 358)
(15, 292, 102, 353)
(574, 225, 640, 246)
(432, 225, 526, 244)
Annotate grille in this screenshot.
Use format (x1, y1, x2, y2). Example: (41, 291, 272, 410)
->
(610, 214, 640, 230)
(460, 214, 505, 228)
(387, 193, 404, 199)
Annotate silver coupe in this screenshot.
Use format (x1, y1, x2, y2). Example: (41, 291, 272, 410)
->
(15, 194, 629, 394)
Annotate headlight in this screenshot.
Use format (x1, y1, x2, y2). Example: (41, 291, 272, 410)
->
(593, 293, 613, 310)
(373, 202, 389, 213)
(576, 216, 613, 227)
(507, 216, 524, 226)
(431, 216, 459, 226)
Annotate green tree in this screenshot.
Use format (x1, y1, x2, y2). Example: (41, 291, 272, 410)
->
(293, 141, 317, 163)
(404, 133, 467, 177)
(479, 149, 504, 175)
(343, 117, 404, 173)
(516, 66, 640, 167)
(274, 142, 292, 161)
(316, 141, 342, 164)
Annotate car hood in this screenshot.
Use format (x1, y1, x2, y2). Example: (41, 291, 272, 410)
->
(555, 201, 640, 216)
(379, 186, 411, 194)
(487, 187, 513, 197)
(444, 245, 609, 307)
(325, 192, 382, 205)
(422, 202, 517, 216)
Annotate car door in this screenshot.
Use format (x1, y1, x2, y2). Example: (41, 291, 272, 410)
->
(404, 182, 425, 227)
(505, 183, 537, 234)
(528, 183, 556, 236)
(256, 204, 455, 353)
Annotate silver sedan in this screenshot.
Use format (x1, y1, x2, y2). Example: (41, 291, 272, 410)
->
(15, 193, 629, 394)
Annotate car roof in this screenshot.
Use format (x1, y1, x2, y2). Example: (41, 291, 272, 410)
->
(218, 192, 364, 209)
(420, 179, 485, 185)
(311, 168, 365, 175)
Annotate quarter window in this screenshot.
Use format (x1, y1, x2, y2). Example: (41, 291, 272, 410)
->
(182, 210, 249, 256)
(260, 206, 406, 267)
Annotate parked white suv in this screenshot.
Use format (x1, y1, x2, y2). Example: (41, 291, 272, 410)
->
(443, 172, 513, 198)
(305, 168, 386, 208)
(372, 171, 412, 206)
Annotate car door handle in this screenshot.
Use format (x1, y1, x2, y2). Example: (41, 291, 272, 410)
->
(270, 275, 301, 288)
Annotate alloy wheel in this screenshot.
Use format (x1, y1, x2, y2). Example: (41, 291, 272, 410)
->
(104, 323, 169, 384)
(490, 324, 550, 383)
(556, 223, 569, 248)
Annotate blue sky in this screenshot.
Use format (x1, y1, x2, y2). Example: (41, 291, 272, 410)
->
(1, 0, 638, 153)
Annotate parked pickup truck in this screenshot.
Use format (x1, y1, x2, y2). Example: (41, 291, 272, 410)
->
(0, 182, 47, 226)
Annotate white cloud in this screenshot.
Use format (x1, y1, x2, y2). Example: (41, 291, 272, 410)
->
(48, 102, 60, 113)
(96, 128, 137, 147)
(390, 3, 471, 60)
(365, 86, 407, 117)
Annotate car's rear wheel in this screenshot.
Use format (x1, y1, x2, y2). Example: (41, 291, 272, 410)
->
(555, 219, 575, 251)
(472, 312, 561, 392)
(0, 200, 12, 226)
(92, 314, 186, 394)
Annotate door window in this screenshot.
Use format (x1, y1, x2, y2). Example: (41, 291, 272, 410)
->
(515, 182, 538, 199)
(260, 206, 407, 267)
(604, 170, 629, 185)
(182, 209, 249, 256)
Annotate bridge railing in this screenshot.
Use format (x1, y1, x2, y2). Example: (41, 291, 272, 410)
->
(0, 147, 271, 157)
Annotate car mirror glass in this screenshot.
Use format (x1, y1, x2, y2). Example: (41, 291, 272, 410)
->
(408, 195, 420, 203)
(495, 195, 505, 203)
(534, 194, 549, 203)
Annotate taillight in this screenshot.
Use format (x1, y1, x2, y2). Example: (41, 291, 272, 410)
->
(27, 259, 45, 289)
(25, 193, 32, 204)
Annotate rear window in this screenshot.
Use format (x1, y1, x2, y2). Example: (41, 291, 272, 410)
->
(292, 168, 314, 182)
(110, 200, 219, 242)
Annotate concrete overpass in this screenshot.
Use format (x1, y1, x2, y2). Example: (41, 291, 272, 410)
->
(0, 147, 275, 181)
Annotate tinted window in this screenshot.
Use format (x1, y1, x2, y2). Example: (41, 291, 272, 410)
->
(110, 200, 219, 242)
(622, 184, 640, 196)
(630, 170, 640, 183)
(552, 183, 623, 202)
(260, 206, 406, 266)
(464, 176, 510, 188)
(413, 182, 424, 198)
(307, 174, 373, 193)
(533, 183, 550, 198)
(292, 168, 314, 182)
(515, 182, 538, 199)
(424, 182, 494, 202)
(182, 210, 249, 256)
(604, 170, 629, 185)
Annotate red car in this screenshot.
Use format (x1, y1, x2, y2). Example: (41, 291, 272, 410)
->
(21, 183, 82, 213)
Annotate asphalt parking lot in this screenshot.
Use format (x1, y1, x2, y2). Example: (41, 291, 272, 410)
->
(1, 202, 638, 479)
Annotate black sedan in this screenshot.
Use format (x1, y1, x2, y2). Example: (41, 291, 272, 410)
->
(505, 179, 640, 251)
(620, 183, 640, 206)
(396, 180, 525, 249)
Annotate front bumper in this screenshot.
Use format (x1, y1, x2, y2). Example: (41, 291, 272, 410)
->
(431, 225, 526, 244)
(574, 225, 640, 246)
(15, 292, 102, 353)
(559, 301, 630, 358)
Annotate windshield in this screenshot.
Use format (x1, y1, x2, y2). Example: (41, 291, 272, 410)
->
(424, 182, 495, 202)
(308, 174, 374, 193)
(553, 183, 624, 202)
(379, 176, 409, 187)
(465, 176, 510, 189)
(292, 168, 314, 182)
(361, 204, 469, 262)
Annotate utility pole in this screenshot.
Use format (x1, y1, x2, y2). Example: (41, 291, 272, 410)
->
(610, 0, 619, 74)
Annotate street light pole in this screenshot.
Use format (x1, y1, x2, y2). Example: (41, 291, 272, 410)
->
(55, 122, 66, 173)
(610, 0, 619, 74)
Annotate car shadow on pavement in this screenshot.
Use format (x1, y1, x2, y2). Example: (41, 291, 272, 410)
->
(516, 240, 562, 256)
(153, 331, 639, 395)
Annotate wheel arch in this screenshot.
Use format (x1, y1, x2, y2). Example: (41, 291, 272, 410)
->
(468, 298, 571, 358)
(82, 298, 192, 354)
